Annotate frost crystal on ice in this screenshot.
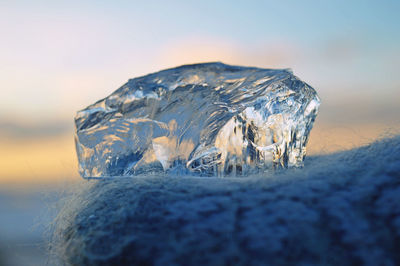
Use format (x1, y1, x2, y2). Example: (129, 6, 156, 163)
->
(75, 63, 320, 177)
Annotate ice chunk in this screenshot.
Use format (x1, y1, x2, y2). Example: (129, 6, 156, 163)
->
(75, 62, 320, 177)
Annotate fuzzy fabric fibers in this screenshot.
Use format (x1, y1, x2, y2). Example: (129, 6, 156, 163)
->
(50, 136, 400, 265)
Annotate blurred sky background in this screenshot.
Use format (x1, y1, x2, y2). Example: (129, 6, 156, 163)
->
(0, 1, 399, 265)
(1, 0, 400, 185)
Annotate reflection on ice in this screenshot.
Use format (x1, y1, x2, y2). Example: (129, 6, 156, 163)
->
(75, 62, 320, 177)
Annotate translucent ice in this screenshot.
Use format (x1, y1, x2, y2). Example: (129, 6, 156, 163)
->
(75, 63, 320, 177)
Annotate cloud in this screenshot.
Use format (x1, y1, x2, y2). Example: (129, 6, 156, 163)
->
(0, 118, 72, 139)
(155, 36, 299, 69)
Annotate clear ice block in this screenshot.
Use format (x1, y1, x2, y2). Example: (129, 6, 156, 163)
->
(75, 62, 320, 177)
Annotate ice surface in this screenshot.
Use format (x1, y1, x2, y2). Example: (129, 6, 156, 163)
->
(75, 62, 320, 178)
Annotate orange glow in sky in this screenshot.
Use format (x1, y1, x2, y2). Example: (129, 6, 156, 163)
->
(0, 0, 399, 185)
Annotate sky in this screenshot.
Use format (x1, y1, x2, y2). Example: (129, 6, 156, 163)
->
(0, 0, 399, 184)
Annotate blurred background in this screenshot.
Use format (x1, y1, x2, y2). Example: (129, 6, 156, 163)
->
(0, 0, 399, 265)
